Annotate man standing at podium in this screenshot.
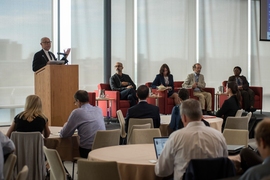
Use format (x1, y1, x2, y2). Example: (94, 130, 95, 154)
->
(32, 37, 70, 72)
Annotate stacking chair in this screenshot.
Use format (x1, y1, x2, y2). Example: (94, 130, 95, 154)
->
(235, 109, 243, 117)
(116, 110, 127, 144)
(127, 123, 151, 144)
(77, 159, 121, 180)
(4, 153, 17, 180)
(72, 129, 121, 179)
(224, 116, 249, 130)
(129, 128, 161, 144)
(43, 146, 66, 180)
(15, 165, 29, 180)
(127, 118, 153, 141)
(92, 129, 120, 150)
(11, 132, 46, 180)
(246, 112, 252, 122)
(223, 129, 249, 147)
(184, 157, 236, 180)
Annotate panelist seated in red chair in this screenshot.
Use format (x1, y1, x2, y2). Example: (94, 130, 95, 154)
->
(228, 66, 256, 112)
(151, 63, 180, 105)
(110, 62, 137, 107)
(125, 85, 160, 133)
(182, 63, 213, 115)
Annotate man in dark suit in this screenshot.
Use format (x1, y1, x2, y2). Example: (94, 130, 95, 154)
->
(228, 66, 255, 112)
(32, 37, 70, 72)
(125, 85, 160, 133)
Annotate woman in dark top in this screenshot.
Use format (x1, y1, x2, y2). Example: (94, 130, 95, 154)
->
(152, 64, 180, 105)
(6, 95, 50, 138)
(216, 81, 241, 131)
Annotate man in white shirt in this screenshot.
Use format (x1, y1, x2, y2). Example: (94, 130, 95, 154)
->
(155, 99, 228, 180)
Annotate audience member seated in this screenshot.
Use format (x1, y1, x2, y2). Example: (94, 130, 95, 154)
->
(239, 118, 270, 180)
(110, 62, 137, 107)
(182, 63, 213, 115)
(0, 131, 15, 180)
(125, 85, 160, 133)
(151, 63, 180, 105)
(216, 81, 241, 131)
(228, 66, 256, 112)
(168, 89, 210, 135)
(155, 99, 228, 179)
(6, 95, 51, 138)
(60, 90, 106, 158)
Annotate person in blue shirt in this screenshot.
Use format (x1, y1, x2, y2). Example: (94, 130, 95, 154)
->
(168, 88, 189, 135)
(168, 88, 210, 135)
(239, 118, 270, 180)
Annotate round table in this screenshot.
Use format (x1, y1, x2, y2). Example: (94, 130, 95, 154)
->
(88, 144, 162, 180)
(160, 115, 223, 135)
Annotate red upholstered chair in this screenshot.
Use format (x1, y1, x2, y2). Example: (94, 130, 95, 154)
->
(88, 92, 96, 106)
(180, 82, 215, 111)
(95, 83, 130, 118)
(222, 81, 263, 113)
(145, 81, 183, 115)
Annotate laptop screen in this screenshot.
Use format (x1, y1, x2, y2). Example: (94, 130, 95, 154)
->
(153, 137, 169, 159)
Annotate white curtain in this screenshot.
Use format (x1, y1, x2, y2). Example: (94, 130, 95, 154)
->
(137, 0, 196, 85)
(71, 0, 104, 91)
(199, 0, 249, 90)
(111, 0, 135, 80)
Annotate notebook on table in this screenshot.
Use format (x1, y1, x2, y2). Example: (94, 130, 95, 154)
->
(153, 137, 169, 159)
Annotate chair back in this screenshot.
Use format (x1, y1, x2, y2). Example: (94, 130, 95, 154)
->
(88, 92, 96, 106)
(127, 123, 151, 144)
(127, 118, 153, 135)
(77, 159, 121, 180)
(98, 83, 111, 90)
(223, 129, 249, 147)
(116, 110, 127, 138)
(92, 129, 120, 150)
(43, 146, 66, 180)
(224, 116, 249, 130)
(11, 132, 46, 180)
(129, 128, 161, 144)
(4, 153, 17, 180)
(15, 166, 29, 180)
(235, 109, 243, 117)
(246, 112, 252, 122)
(184, 157, 236, 180)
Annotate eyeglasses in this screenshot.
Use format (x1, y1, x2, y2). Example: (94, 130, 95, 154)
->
(42, 41, 51, 44)
(115, 65, 122, 67)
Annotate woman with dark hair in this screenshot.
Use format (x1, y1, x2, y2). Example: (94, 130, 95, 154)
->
(6, 95, 51, 138)
(216, 81, 241, 131)
(152, 64, 180, 105)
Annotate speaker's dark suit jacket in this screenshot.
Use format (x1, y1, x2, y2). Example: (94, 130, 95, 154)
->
(125, 101, 160, 133)
(32, 49, 67, 72)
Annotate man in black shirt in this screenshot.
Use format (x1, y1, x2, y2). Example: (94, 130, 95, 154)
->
(110, 62, 137, 107)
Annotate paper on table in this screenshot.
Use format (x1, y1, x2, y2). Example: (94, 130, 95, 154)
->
(203, 115, 216, 119)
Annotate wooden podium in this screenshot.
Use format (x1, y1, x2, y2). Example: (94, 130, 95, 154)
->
(35, 64, 78, 126)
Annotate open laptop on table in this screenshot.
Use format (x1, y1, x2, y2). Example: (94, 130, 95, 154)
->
(153, 137, 169, 159)
(227, 145, 245, 155)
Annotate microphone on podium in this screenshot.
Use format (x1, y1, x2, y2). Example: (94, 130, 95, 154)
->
(57, 52, 69, 64)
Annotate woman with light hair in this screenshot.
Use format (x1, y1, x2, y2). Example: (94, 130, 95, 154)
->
(6, 95, 50, 138)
